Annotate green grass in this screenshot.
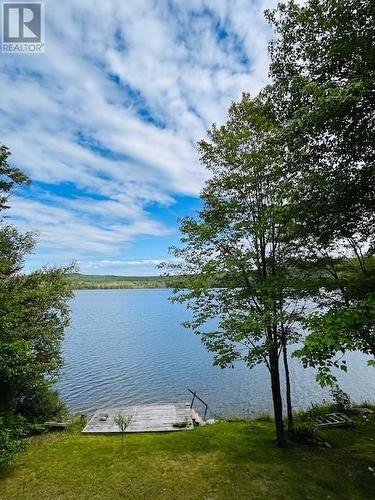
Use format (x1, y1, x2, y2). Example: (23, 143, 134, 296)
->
(1, 416, 374, 500)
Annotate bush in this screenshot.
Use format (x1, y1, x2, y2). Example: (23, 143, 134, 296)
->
(291, 421, 321, 444)
(0, 418, 27, 468)
(0, 383, 68, 468)
(330, 385, 352, 412)
(16, 382, 67, 423)
(65, 415, 88, 434)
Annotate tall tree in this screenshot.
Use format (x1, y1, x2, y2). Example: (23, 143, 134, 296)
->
(265, 0, 375, 382)
(164, 95, 302, 445)
(266, 0, 374, 242)
(0, 144, 73, 414)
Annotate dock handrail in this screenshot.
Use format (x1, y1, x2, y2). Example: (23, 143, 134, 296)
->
(188, 388, 208, 420)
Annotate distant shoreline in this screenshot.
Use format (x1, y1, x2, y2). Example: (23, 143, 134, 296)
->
(72, 286, 173, 290)
(67, 273, 181, 290)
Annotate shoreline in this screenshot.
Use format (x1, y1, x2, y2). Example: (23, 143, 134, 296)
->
(71, 286, 174, 291)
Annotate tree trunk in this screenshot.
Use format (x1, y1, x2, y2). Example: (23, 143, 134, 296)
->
(281, 336, 294, 435)
(269, 347, 285, 447)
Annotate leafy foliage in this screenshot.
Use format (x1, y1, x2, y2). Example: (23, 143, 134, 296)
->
(16, 381, 68, 423)
(167, 95, 302, 369)
(330, 385, 352, 412)
(0, 144, 73, 465)
(266, 0, 375, 383)
(291, 421, 321, 445)
(266, 0, 374, 244)
(0, 145, 30, 212)
(114, 413, 133, 433)
(114, 413, 133, 453)
(0, 418, 27, 468)
(163, 95, 309, 445)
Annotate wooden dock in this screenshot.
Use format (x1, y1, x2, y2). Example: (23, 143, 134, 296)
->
(82, 403, 195, 434)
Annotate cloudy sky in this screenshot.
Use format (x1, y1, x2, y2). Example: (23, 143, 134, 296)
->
(1, 0, 276, 275)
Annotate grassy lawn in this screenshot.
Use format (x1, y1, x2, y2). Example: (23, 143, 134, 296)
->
(1, 418, 374, 500)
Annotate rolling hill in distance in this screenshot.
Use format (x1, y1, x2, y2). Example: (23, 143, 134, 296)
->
(67, 273, 181, 289)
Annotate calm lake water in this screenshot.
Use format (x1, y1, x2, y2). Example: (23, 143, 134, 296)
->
(56, 289, 375, 417)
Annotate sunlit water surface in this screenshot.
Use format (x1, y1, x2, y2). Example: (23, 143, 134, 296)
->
(56, 290, 375, 417)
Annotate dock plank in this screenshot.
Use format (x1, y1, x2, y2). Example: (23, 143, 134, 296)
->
(82, 403, 194, 434)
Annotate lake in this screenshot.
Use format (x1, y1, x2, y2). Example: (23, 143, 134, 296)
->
(56, 289, 375, 417)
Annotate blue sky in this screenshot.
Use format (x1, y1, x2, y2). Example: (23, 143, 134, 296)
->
(1, 0, 275, 275)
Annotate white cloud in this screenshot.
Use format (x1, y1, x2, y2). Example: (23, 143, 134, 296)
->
(11, 196, 172, 260)
(80, 259, 164, 274)
(0, 0, 276, 274)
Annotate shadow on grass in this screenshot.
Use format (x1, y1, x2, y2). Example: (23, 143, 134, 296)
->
(1, 419, 374, 499)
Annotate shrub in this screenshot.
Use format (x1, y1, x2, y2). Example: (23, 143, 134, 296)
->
(291, 421, 321, 444)
(114, 413, 133, 453)
(0, 418, 27, 468)
(65, 415, 88, 434)
(330, 385, 352, 412)
(16, 382, 67, 423)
